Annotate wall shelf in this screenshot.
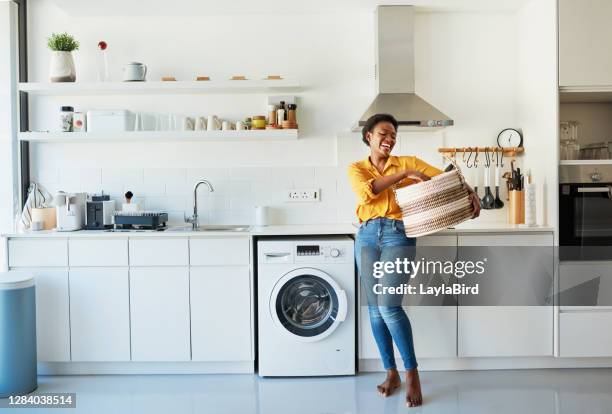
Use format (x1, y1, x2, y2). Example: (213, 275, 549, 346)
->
(559, 159, 612, 166)
(18, 129, 299, 143)
(559, 86, 612, 103)
(18, 80, 301, 95)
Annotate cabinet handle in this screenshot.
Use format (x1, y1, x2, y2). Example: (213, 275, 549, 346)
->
(264, 253, 291, 258)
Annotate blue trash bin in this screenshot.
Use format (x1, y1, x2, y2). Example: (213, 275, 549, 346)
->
(0, 271, 37, 398)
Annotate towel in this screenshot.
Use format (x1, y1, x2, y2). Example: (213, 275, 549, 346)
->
(21, 182, 53, 229)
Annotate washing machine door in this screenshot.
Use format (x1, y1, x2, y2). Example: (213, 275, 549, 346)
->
(269, 267, 348, 343)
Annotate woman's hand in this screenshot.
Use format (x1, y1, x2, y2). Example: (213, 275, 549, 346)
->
(468, 191, 481, 218)
(404, 170, 431, 182)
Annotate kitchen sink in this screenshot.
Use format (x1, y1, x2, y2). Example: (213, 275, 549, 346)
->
(166, 224, 251, 232)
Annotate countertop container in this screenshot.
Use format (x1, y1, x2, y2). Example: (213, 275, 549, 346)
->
(0, 271, 37, 397)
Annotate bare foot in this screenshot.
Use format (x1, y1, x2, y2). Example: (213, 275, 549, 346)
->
(405, 368, 423, 407)
(377, 369, 401, 397)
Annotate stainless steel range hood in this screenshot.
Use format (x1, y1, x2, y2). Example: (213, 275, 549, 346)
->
(356, 6, 453, 130)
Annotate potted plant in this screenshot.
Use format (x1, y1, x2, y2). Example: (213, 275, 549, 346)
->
(47, 32, 79, 82)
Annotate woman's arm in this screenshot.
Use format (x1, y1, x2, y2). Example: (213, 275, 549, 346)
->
(370, 170, 431, 195)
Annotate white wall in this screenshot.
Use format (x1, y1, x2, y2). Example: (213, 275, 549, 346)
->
(516, 0, 558, 230)
(26, 0, 526, 225)
(0, 1, 18, 268)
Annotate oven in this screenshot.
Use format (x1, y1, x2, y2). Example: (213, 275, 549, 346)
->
(559, 182, 612, 260)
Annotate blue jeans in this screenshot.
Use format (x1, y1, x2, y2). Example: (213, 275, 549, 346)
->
(355, 218, 418, 371)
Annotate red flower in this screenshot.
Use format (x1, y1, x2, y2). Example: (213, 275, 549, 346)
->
(98, 41, 107, 50)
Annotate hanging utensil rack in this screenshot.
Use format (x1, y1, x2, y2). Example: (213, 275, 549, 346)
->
(438, 147, 524, 157)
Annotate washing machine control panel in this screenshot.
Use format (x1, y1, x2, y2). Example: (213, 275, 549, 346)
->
(295, 244, 347, 262)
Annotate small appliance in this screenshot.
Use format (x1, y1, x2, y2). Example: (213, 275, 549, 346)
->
(112, 211, 168, 230)
(54, 192, 87, 232)
(258, 236, 355, 377)
(86, 195, 116, 230)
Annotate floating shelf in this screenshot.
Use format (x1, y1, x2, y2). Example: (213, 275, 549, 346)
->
(559, 86, 612, 103)
(19, 130, 299, 143)
(18, 80, 301, 96)
(559, 159, 612, 165)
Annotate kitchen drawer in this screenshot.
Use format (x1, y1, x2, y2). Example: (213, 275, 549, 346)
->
(129, 238, 189, 266)
(8, 238, 68, 267)
(559, 263, 612, 306)
(190, 237, 250, 266)
(560, 311, 612, 357)
(458, 233, 553, 247)
(69, 238, 128, 267)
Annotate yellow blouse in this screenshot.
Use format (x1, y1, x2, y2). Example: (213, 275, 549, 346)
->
(348, 155, 443, 223)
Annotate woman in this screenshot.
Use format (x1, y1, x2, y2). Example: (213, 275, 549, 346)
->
(348, 113, 480, 407)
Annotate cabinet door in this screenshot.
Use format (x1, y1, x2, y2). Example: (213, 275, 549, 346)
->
(559, 0, 612, 86)
(31, 269, 70, 361)
(69, 268, 130, 361)
(359, 234, 458, 359)
(457, 233, 554, 357)
(359, 306, 457, 359)
(190, 266, 252, 361)
(130, 267, 190, 361)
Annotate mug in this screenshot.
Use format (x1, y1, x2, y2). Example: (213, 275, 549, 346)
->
(207, 115, 221, 131)
(122, 62, 147, 82)
(183, 117, 195, 131)
(195, 117, 207, 131)
(221, 121, 233, 131)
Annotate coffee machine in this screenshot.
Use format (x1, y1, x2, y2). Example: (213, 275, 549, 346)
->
(54, 192, 87, 232)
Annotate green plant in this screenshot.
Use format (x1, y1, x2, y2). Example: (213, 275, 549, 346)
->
(47, 32, 79, 52)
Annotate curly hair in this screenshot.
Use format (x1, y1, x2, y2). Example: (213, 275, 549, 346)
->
(361, 113, 398, 146)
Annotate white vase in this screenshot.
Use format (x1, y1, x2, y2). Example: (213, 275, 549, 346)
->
(49, 51, 76, 82)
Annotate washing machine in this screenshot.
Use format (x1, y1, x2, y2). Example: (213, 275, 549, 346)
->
(257, 236, 355, 377)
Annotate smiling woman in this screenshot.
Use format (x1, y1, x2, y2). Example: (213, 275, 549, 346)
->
(348, 113, 480, 408)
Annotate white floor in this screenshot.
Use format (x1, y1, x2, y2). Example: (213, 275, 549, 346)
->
(7, 369, 612, 413)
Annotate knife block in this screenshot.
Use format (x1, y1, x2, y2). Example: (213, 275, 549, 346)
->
(508, 190, 525, 224)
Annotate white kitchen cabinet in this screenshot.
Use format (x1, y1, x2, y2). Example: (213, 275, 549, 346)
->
(190, 266, 252, 361)
(130, 267, 191, 361)
(457, 233, 554, 357)
(190, 237, 250, 266)
(360, 306, 457, 360)
(69, 268, 130, 361)
(129, 238, 189, 266)
(560, 311, 612, 357)
(8, 238, 67, 267)
(359, 234, 458, 360)
(69, 238, 128, 267)
(559, 0, 612, 86)
(31, 268, 71, 362)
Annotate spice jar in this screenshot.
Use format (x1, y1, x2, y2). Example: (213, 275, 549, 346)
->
(252, 115, 266, 130)
(287, 104, 297, 124)
(60, 106, 74, 132)
(268, 104, 277, 126)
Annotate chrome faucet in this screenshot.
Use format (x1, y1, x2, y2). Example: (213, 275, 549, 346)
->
(185, 180, 214, 230)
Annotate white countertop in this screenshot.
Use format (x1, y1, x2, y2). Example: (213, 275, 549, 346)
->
(2, 221, 554, 238)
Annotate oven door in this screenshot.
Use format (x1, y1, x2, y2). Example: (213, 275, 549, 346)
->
(560, 183, 612, 260)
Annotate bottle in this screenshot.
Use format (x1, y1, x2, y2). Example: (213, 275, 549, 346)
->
(268, 104, 277, 126)
(276, 101, 286, 126)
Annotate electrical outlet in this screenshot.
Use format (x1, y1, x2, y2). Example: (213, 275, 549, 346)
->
(286, 188, 320, 202)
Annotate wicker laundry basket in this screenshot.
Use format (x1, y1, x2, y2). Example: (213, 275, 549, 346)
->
(395, 160, 475, 237)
